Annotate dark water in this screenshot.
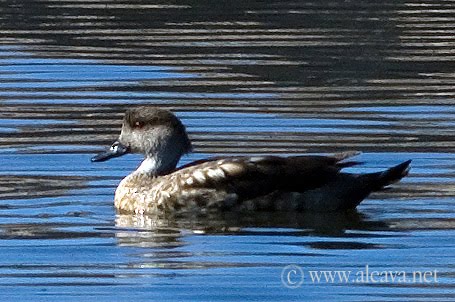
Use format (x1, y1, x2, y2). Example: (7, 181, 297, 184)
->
(0, 1, 454, 301)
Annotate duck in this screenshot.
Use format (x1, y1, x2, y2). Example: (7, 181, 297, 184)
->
(92, 106, 411, 214)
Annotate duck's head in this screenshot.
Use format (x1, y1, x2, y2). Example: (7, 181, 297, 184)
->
(92, 107, 192, 175)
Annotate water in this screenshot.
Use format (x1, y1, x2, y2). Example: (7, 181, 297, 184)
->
(0, 1, 454, 301)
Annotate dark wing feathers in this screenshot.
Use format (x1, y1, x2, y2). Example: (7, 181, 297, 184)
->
(169, 152, 411, 211)
(175, 153, 360, 200)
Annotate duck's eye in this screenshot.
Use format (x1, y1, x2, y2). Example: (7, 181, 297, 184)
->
(133, 121, 144, 129)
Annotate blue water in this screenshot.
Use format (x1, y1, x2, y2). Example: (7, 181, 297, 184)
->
(1, 2, 455, 301)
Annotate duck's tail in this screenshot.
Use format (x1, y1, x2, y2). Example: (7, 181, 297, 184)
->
(331, 160, 412, 210)
(289, 159, 412, 212)
(367, 160, 412, 191)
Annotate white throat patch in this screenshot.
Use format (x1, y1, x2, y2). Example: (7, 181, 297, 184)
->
(137, 157, 159, 174)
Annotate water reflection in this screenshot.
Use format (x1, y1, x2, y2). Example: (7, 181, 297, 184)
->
(114, 211, 391, 248)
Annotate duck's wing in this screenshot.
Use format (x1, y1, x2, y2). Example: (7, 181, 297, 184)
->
(172, 152, 361, 200)
(166, 151, 410, 212)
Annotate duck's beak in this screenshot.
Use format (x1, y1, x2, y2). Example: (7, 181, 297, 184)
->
(91, 141, 130, 162)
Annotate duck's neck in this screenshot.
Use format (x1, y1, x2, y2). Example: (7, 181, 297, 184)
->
(136, 155, 179, 176)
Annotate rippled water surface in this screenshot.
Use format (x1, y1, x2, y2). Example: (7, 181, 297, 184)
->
(0, 1, 454, 301)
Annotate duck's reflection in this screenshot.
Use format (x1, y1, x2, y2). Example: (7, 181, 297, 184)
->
(114, 210, 390, 248)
